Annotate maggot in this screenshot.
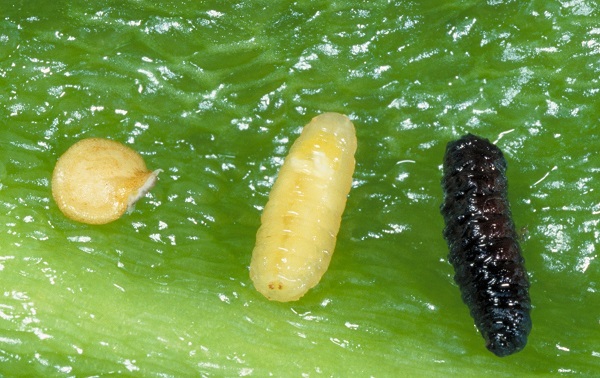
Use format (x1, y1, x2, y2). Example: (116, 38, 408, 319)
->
(250, 112, 357, 302)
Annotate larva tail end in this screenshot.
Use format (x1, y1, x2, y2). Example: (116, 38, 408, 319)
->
(484, 312, 531, 357)
(485, 330, 529, 357)
(253, 279, 307, 302)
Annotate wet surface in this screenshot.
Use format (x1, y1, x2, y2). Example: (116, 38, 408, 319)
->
(0, 0, 598, 375)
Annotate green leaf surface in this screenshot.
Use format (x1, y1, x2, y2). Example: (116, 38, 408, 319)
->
(0, 0, 598, 376)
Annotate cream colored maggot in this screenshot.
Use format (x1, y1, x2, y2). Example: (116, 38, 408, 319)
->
(250, 112, 357, 302)
(52, 138, 161, 225)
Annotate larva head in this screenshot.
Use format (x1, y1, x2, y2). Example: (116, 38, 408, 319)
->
(305, 112, 357, 162)
(52, 138, 161, 225)
(443, 133, 507, 176)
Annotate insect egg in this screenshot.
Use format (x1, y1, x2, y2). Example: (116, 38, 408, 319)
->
(52, 137, 162, 225)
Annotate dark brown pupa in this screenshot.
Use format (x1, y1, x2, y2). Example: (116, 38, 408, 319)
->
(440, 133, 531, 357)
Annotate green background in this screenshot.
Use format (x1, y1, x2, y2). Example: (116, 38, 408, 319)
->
(0, 0, 598, 376)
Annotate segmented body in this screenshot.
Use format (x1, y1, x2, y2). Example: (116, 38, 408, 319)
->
(440, 133, 531, 357)
(250, 113, 357, 302)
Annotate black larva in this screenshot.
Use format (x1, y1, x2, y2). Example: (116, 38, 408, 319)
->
(440, 133, 531, 357)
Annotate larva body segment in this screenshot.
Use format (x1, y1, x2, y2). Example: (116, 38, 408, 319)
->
(441, 133, 531, 357)
(250, 112, 357, 302)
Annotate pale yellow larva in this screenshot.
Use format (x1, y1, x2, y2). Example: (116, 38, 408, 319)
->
(250, 112, 357, 302)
